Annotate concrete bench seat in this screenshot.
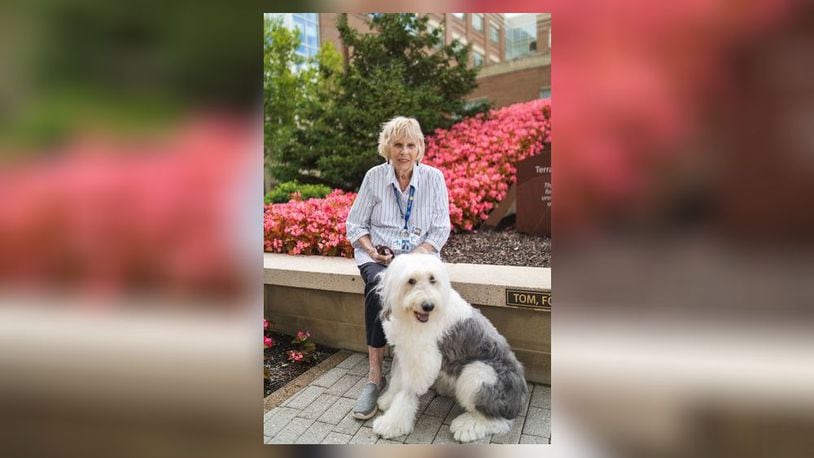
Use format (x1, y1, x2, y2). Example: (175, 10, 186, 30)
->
(264, 253, 550, 383)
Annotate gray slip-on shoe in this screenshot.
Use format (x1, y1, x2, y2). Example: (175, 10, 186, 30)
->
(352, 377, 387, 420)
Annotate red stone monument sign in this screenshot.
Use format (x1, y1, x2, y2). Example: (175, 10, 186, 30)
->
(515, 148, 551, 236)
(483, 147, 551, 236)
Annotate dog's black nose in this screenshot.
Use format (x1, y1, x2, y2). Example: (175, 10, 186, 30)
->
(421, 302, 435, 312)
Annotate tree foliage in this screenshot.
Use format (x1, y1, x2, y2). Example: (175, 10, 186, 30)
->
(271, 13, 480, 191)
(263, 16, 342, 192)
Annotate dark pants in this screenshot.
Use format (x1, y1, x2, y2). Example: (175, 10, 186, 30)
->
(359, 262, 387, 348)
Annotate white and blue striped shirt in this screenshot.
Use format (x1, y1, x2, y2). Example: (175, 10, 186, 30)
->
(346, 162, 451, 266)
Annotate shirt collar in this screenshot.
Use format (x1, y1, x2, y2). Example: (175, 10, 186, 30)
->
(388, 162, 421, 190)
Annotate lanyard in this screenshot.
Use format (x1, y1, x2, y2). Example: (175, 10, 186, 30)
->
(392, 184, 415, 231)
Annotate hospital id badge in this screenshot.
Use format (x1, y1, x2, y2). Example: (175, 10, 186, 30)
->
(391, 238, 410, 253)
(406, 227, 421, 247)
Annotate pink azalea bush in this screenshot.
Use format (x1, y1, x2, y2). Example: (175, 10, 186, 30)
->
(263, 190, 356, 257)
(263, 99, 551, 254)
(423, 98, 551, 231)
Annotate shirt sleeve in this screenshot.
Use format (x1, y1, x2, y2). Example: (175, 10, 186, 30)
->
(424, 169, 451, 252)
(346, 170, 376, 246)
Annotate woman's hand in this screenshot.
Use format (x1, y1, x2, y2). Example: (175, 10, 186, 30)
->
(371, 252, 394, 266)
(368, 246, 394, 266)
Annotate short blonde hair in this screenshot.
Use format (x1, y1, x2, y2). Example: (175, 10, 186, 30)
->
(377, 116, 425, 162)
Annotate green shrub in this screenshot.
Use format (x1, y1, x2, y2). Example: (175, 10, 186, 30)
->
(265, 181, 332, 204)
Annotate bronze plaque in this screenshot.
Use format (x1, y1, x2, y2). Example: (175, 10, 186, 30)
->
(505, 288, 551, 309)
(516, 148, 551, 236)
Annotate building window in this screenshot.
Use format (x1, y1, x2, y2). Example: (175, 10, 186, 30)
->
(489, 23, 499, 43)
(472, 51, 483, 67)
(548, 28, 552, 48)
(472, 13, 483, 32)
(291, 13, 320, 59)
(539, 87, 551, 99)
(505, 13, 538, 60)
(452, 13, 465, 20)
(266, 13, 321, 61)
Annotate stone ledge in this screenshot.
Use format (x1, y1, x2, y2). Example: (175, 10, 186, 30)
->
(265, 253, 551, 383)
(264, 253, 362, 294)
(264, 253, 551, 310)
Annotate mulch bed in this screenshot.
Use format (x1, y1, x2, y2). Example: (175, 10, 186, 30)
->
(264, 331, 339, 397)
(441, 216, 551, 267)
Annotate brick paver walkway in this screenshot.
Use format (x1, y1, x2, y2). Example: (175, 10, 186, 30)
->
(264, 352, 551, 444)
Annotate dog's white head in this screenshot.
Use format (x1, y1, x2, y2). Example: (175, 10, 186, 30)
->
(377, 253, 451, 324)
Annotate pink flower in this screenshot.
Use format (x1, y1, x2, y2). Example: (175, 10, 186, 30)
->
(297, 330, 310, 341)
(287, 350, 304, 362)
(263, 319, 269, 330)
(264, 336, 274, 348)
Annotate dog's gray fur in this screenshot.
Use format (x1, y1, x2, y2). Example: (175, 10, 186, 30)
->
(437, 308, 528, 419)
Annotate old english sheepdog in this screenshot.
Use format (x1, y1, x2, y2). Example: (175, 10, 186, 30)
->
(371, 253, 529, 442)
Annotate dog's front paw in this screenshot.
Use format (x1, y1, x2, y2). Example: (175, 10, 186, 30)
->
(450, 413, 487, 443)
(377, 391, 393, 412)
(372, 413, 413, 439)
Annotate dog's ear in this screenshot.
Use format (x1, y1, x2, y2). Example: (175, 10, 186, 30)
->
(377, 294, 392, 321)
(374, 270, 392, 322)
(379, 307, 391, 322)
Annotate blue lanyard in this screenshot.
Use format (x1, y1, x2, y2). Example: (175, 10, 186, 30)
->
(392, 184, 415, 231)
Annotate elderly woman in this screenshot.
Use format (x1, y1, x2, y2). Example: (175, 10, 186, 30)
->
(345, 116, 451, 419)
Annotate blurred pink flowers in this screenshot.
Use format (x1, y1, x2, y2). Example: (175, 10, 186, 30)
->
(264, 335, 274, 348)
(0, 115, 252, 296)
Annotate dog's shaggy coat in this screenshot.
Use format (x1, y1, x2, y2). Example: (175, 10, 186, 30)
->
(371, 253, 528, 442)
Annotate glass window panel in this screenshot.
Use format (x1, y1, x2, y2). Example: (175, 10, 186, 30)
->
(473, 14, 483, 31)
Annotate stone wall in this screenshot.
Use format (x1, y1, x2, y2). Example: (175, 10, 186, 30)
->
(264, 253, 551, 383)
